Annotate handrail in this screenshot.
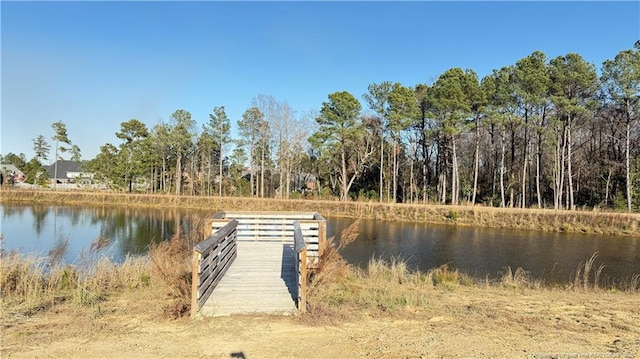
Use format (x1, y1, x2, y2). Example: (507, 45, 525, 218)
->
(292, 221, 307, 313)
(191, 219, 238, 316)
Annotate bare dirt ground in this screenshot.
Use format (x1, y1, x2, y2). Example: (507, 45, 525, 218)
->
(2, 287, 639, 359)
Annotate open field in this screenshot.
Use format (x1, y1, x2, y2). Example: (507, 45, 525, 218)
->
(2, 189, 640, 236)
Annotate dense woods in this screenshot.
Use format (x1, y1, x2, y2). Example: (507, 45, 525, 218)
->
(2, 44, 639, 212)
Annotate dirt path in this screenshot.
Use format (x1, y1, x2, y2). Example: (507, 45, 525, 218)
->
(3, 288, 639, 358)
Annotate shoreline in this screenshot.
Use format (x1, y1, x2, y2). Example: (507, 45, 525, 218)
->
(1, 189, 639, 237)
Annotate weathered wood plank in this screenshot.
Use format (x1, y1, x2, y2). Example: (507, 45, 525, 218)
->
(198, 241, 236, 288)
(317, 218, 326, 259)
(233, 230, 318, 237)
(194, 220, 238, 253)
(198, 251, 237, 308)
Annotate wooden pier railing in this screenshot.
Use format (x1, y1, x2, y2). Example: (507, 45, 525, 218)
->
(191, 219, 238, 315)
(211, 211, 326, 267)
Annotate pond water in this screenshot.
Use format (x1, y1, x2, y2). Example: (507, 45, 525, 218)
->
(0, 205, 205, 264)
(2, 204, 639, 285)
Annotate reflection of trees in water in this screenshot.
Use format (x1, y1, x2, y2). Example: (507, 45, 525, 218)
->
(30, 205, 50, 235)
(51, 206, 96, 228)
(86, 206, 191, 259)
(2, 205, 27, 219)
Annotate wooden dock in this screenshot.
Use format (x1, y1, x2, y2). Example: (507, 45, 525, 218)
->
(191, 211, 325, 317)
(199, 240, 297, 316)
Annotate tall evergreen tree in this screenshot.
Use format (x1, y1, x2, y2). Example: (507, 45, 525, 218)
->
(206, 106, 231, 197)
(32, 135, 51, 163)
(115, 119, 149, 192)
(51, 121, 71, 189)
(364, 81, 393, 202)
(601, 44, 640, 212)
(170, 110, 195, 195)
(388, 82, 420, 202)
(239, 107, 265, 198)
(549, 53, 598, 210)
(428, 68, 477, 205)
(312, 91, 368, 201)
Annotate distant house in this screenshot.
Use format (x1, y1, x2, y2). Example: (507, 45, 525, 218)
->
(0, 164, 27, 184)
(46, 160, 93, 184)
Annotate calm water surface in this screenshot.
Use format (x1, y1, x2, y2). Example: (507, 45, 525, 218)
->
(2, 205, 639, 284)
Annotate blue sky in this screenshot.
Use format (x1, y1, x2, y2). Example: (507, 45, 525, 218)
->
(2, 1, 638, 162)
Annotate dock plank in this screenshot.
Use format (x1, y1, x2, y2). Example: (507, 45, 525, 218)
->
(199, 240, 298, 317)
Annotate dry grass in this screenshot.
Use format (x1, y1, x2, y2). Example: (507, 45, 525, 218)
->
(571, 252, 606, 290)
(147, 236, 196, 318)
(498, 266, 543, 290)
(308, 222, 475, 318)
(0, 252, 151, 316)
(307, 257, 486, 319)
(0, 216, 203, 319)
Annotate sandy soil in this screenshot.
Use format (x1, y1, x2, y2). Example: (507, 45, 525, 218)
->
(2, 287, 639, 359)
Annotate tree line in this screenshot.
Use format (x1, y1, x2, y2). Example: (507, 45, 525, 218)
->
(2, 43, 638, 212)
(84, 94, 313, 199)
(312, 44, 640, 212)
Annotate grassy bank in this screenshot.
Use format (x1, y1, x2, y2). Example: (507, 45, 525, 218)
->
(1, 218, 200, 319)
(306, 224, 640, 319)
(2, 189, 640, 236)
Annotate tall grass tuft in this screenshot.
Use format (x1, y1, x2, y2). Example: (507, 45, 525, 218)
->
(625, 274, 640, 292)
(148, 215, 204, 318)
(499, 266, 542, 289)
(426, 264, 475, 289)
(572, 252, 606, 290)
(0, 253, 58, 313)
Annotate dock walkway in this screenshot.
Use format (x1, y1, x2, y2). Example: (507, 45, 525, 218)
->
(199, 239, 297, 316)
